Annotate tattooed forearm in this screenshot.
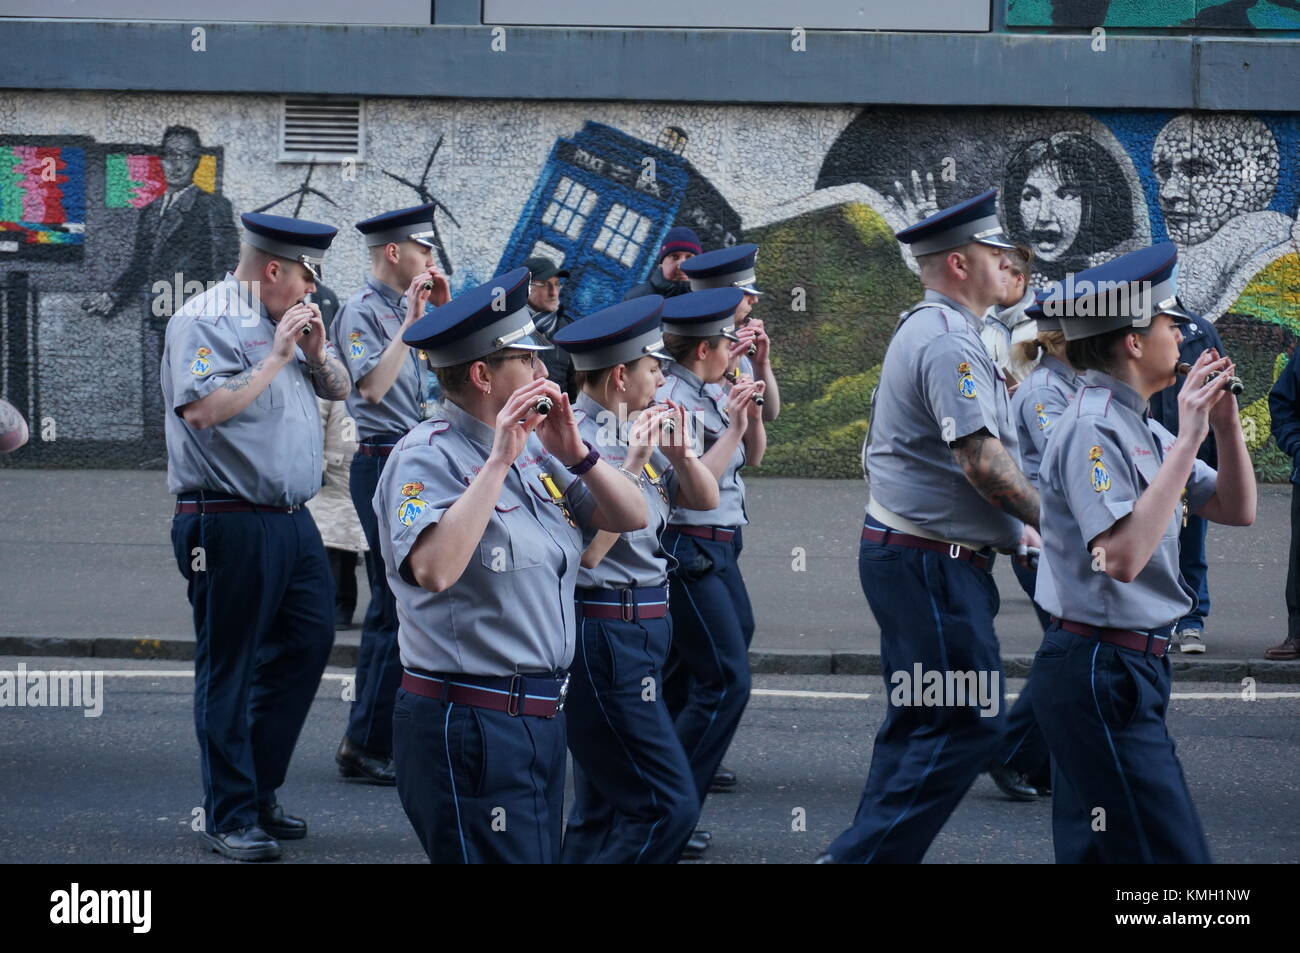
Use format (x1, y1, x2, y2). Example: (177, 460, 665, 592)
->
(308, 356, 351, 400)
(951, 429, 1041, 529)
(221, 360, 265, 392)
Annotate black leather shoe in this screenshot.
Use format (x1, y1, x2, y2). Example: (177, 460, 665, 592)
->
(258, 804, 307, 840)
(200, 825, 281, 862)
(337, 737, 396, 785)
(680, 831, 711, 859)
(988, 763, 1042, 801)
(709, 765, 738, 793)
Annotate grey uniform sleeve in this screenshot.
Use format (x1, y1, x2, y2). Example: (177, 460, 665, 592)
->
(1058, 418, 1138, 549)
(383, 441, 474, 585)
(550, 455, 599, 527)
(1018, 382, 1069, 461)
(337, 301, 388, 385)
(169, 316, 246, 410)
(1148, 418, 1219, 512)
(919, 333, 1003, 442)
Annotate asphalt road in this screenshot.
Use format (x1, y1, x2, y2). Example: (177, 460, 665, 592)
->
(2, 657, 1297, 864)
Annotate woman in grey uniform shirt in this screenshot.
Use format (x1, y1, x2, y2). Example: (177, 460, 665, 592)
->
(1029, 244, 1255, 863)
(374, 267, 647, 864)
(551, 295, 725, 863)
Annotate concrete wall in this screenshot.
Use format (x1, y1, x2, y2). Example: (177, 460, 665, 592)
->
(3, 91, 1298, 476)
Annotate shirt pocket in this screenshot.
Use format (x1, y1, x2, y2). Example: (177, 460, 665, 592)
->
(241, 344, 280, 410)
(1133, 455, 1180, 539)
(479, 503, 547, 573)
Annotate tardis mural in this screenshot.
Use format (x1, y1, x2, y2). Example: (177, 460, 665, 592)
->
(496, 121, 741, 317)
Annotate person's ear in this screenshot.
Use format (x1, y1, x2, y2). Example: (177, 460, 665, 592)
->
(949, 250, 967, 280)
(469, 360, 492, 395)
(386, 242, 400, 267)
(265, 258, 280, 284)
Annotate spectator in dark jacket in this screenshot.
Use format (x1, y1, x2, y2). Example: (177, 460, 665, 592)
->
(623, 226, 701, 301)
(1268, 343, 1300, 660)
(524, 256, 578, 399)
(1149, 313, 1224, 654)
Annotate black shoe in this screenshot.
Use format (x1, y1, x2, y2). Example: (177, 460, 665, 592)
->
(680, 830, 711, 860)
(258, 804, 308, 840)
(200, 825, 281, 862)
(709, 765, 737, 793)
(337, 737, 396, 785)
(988, 763, 1042, 801)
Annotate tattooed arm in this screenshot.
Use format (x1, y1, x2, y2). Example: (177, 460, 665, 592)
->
(950, 428, 1040, 530)
(307, 354, 351, 400)
(179, 359, 283, 429)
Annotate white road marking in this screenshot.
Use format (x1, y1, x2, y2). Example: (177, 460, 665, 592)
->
(23, 672, 1300, 702)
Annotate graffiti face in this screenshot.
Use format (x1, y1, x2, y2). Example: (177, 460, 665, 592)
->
(1019, 164, 1083, 263)
(160, 132, 201, 191)
(1153, 115, 1280, 246)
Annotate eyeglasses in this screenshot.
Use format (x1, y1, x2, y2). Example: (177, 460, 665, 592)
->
(530, 280, 564, 289)
(487, 352, 539, 367)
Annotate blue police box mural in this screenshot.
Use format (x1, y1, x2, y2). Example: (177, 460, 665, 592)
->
(496, 122, 741, 317)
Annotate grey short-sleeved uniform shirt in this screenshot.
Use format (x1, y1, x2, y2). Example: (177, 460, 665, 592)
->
(1035, 372, 1218, 631)
(375, 398, 596, 676)
(573, 391, 677, 589)
(1010, 355, 1082, 487)
(657, 363, 747, 529)
(162, 274, 327, 507)
(864, 290, 1023, 549)
(331, 277, 430, 440)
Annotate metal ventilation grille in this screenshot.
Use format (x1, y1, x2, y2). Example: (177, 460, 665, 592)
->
(279, 97, 365, 163)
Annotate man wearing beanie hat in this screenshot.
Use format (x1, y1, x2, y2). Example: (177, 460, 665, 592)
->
(624, 226, 702, 301)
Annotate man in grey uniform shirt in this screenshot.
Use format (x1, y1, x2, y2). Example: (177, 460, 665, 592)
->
(164, 212, 351, 861)
(822, 189, 1042, 864)
(330, 203, 449, 785)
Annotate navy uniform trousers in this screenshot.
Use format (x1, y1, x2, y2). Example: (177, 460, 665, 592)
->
(171, 507, 334, 833)
(662, 530, 755, 802)
(346, 441, 404, 757)
(991, 559, 1052, 787)
(562, 606, 699, 863)
(392, 688, 567, 863)
(1030, 622, 1211, 863)
(829, 531, 1006, 863)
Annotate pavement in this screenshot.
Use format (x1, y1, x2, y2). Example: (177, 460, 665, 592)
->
(2, 660, 1297, 864)
(2, 468, 1299, 682)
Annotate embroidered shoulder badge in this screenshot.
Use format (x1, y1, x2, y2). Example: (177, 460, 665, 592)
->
(1088, 445, 1111, 492)
(957, 362, 977, 399)
(1035, 402, 1050, 431)
(396, 481, 428, 526)
(348, 331, 367, 362)
(190, 346, 213, 377)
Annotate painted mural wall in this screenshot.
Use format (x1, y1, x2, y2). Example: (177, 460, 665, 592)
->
(2, 92, 1298, 478)
(1007, 0, 1300, 28)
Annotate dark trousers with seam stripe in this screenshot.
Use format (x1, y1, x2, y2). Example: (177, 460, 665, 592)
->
(663, 531, 753, 804)
(392, 688, 567, 863)
(1030, 621, 1211, 863)
(828, 535, 1006, 863)
(171, 508, 334, 833)
(993, 558, 1052, 786)
(346, 450, 403, 757)
(562, 613, 698, 863)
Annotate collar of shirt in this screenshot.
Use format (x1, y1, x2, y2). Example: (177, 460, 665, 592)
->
(366, 276, 408, 317)
(1084, 369, 1149, 416)
(924, 289, 981, 331)
(222, 273, 268, 323)
(575, 390, 629, 442)
(1040, 354, 1079, 387)
(666, 361, 709, 397)
(436, 397, 497, 451)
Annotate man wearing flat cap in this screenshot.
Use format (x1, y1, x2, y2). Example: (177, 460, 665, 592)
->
(523, 255, 577, 400)
(163, 212, 352, 862)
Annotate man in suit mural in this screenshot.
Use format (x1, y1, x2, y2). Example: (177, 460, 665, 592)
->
(82, 125, 239, 453)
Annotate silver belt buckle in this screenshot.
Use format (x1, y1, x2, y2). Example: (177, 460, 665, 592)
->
(555, 673, 570, 714)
